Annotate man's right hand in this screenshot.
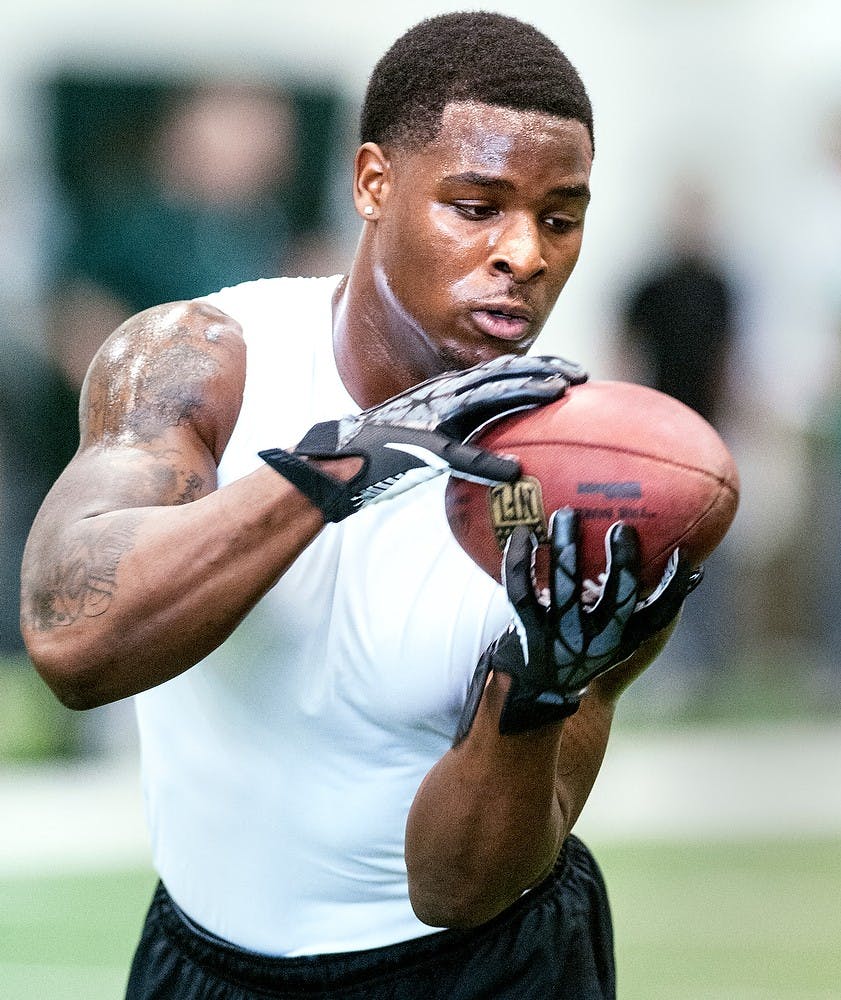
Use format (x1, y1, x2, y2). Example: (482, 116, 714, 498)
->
(259, 354, 587, 522)
(455, 509, 704, 738)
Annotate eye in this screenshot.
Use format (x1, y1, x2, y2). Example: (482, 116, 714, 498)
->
(452, 202, 498, 221)
(543, 215, 578, 233)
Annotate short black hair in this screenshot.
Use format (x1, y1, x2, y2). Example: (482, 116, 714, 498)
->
(360, 12, 594, 153)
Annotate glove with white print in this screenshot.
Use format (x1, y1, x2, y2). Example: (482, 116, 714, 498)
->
(456, 510, 704, 737)
(259, 355, 586, 523)
(491, 511, 641, 734)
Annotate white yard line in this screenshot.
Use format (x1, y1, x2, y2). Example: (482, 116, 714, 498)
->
(1, 721, 840, 877)
(0, 758, 151, 876)
(579, 721, 841, 842)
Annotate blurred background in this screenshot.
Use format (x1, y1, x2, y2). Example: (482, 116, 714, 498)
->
(1, 1, 840, 997)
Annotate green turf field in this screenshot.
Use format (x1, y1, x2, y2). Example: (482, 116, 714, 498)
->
(598, 839, 841, 999)
(1, 840, 839, 999)
(0, 868, 156, 999)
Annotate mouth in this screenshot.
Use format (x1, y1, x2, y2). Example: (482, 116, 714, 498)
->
(469, 303, 533, 341)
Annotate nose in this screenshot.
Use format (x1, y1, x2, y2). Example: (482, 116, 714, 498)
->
(489, 213, 546, 283)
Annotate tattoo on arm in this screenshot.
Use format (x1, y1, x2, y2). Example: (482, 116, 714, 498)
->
(84, 335, 224, 448)
(27, 515, 143, 630)
(176, 471, 206, 505)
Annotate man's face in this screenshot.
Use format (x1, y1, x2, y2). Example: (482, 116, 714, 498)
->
(368, 101, 593, 373)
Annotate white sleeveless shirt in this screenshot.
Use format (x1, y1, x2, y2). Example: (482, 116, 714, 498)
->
(133, 276, 512, 956)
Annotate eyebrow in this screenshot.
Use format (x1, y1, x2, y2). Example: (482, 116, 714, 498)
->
(442, 172, 591, 202)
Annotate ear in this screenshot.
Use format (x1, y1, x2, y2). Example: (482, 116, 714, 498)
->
(353, 142, 391, 221)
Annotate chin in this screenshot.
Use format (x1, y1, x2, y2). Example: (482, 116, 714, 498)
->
(435, 339, 526, 374)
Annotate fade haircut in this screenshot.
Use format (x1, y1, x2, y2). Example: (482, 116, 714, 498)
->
(360, 12, 594, 153)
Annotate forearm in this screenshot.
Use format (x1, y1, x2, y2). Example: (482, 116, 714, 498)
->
(21, 465, 325, 708)
(406, 670, 593, 928)
(405, 624, 675, 926)
(406, 512, 689, 928)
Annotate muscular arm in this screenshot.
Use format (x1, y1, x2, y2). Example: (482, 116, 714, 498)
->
(404, 627, 673, 928)
(20, 301, 331, 709)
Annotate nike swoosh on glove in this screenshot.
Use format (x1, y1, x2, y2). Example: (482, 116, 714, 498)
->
(259, 354, 587, 522)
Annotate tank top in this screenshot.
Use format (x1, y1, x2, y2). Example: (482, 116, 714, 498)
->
(133, 276, 511, 955)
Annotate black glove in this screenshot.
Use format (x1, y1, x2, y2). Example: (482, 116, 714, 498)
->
(457, 509, 703, 738)
(259, 355, 586, 522)
(611, 549, 704, 665)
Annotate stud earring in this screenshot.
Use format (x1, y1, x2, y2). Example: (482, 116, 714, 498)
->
(364, 205, 375, 216)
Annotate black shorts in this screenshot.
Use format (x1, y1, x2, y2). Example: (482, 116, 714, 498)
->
(125, 835, 615, 999)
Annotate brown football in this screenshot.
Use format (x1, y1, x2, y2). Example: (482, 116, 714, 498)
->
(445, 380, 740, 594)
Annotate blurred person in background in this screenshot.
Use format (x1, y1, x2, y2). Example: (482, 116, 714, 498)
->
(21, 12, 703, 999)
(47, 81, 300, 392)
(619, 179, 737, 429)
(617, 179, 740, 703)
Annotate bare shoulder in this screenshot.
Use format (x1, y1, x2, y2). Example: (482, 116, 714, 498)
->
(80, 299, 246, 463)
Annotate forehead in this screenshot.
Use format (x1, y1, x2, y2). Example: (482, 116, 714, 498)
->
(394, 100, 593, 182)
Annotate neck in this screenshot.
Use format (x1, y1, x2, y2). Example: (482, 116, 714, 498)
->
(331, 251, 442, 409)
